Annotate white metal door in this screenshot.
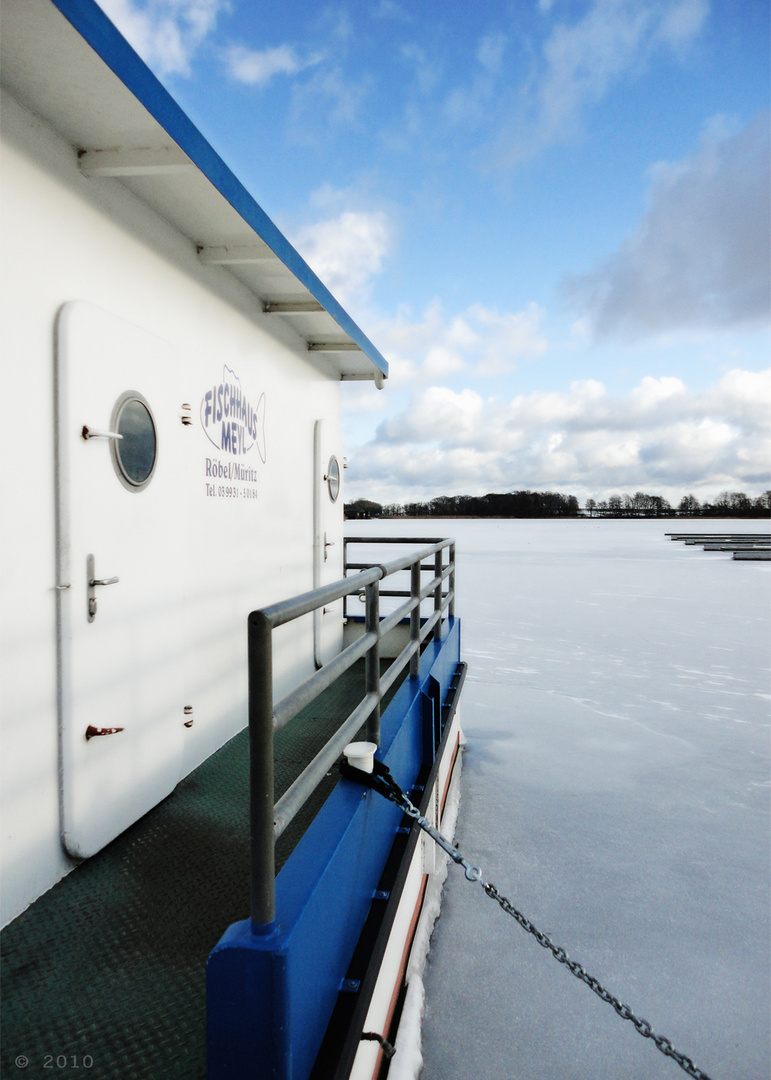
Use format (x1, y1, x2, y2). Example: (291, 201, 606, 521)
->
(56, 302, 186, 858)
(313, 419, 344, 667)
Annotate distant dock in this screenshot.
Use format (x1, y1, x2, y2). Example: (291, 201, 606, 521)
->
(666, 532, 771, 560)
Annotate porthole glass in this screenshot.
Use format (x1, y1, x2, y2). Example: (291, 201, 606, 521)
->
(110, 392, 157, 491)
(327, 456, 340, 502)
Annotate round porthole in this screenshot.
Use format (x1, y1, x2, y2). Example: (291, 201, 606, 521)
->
(327, 455, 340, 502)
(110, 391, 157, 491)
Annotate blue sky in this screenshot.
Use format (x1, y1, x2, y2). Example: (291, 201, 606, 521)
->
(99, 0, 769, 506)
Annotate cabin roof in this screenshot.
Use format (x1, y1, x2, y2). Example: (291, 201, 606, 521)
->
(0, 0, 388, 384)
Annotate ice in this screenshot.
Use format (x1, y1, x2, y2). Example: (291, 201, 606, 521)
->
(386, 753, 465, 1080)
(345, 518, 771, 1080)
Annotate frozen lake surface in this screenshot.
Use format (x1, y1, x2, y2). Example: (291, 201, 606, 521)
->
(346, 518, 770, 1080)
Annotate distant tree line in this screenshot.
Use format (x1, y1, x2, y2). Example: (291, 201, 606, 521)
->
(345, 489, 771, 519)
(346, 490, 579, 518)
(586, 490, 770, 518)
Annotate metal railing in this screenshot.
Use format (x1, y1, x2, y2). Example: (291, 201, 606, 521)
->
(248, 537, 456, 929)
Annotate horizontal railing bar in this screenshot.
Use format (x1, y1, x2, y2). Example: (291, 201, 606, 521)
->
(346, 562, 380, 571)
(379, 597, 417, 637)
(370, 541, 450, 576)
(418, 576, 441, 603)
(378, 603, 451, 700)
(346, 570, 450, 619)
(418, 565, 451, 600)
(273, 691, 380, 839)
(345, 560, 446, 572)
(377, 596, 452, 693)
(352, 585, 453, 638)
(273, 630, 378, 732)
(363, 586, 444, 603)
(419, 608, 442, 642)
(375, 572, 450, 603)
(379, 640, 420, 697)
(344, 536, 453, 545)
(249, 533, 458, 930)
(366, 589, 448, 599)
(264, 540, 454, 629)
(262, 568, 382, 628)
(343, 561, 447, 587)
(269, 570, 455, 734)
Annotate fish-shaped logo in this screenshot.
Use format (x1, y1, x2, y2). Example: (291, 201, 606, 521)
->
(200, 366, 266, 460)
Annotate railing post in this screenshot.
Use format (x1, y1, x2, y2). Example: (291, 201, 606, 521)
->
(343, 538, 349, 619)
(365, 578, 381, 744)
(410, 559, 420, 677)
(248, 610, 276, 930)
(433, 550, 443, 641)
(449, 542, 456, 619)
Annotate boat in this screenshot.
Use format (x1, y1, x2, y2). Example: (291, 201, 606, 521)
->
(0, 2, 465, 1076)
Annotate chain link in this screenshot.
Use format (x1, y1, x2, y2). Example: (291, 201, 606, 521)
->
(380, 777, 716, 1080)
(481, 881, 714, 1080)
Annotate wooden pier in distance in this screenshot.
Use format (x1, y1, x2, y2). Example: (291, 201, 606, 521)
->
(666, 533, 771, 561)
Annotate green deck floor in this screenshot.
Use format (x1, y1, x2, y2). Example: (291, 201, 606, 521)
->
(0, 661, 398, 1080)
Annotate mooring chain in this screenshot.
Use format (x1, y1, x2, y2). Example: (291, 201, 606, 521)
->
(340, 757, 716, 1080)
(481, 880, 713, 1080)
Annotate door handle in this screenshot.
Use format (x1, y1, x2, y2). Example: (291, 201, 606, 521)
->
(87, 555, 119, 622)
(82, 426, 123, 441)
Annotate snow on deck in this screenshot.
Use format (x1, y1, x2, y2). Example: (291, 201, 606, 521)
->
(347, 518, 770, 1080)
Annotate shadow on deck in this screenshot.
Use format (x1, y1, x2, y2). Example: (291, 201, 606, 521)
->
(0, 660, 400, 1080)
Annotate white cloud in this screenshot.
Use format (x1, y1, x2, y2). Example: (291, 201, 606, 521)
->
(423, 345, 467, 379)
(366, 300, 547, 383)
(290, 210, 393, 305)
(96, 0, 227, 76)
(378, 386, 487, 446)
(290, 68, 372, 136)
(564, 112, 771, 338)
(494, 0, 709, 165)
(627, 374, 686, 413)
(468, 303, 549, 374)
(477, 33, 508, 75)
(700, 366, 771, 429)
(444, 32, 507, 127)
(400, 43, 442, 97)
(374, 1, 412, 21)
(344, 367, 771, 505)
(656, 0, 710, 48)
(225, 44, 322, 86)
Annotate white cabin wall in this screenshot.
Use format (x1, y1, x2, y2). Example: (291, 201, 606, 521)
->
(0, 89, 345, 925)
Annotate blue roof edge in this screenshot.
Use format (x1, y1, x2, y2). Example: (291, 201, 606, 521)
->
(49, 0, 388, 380)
